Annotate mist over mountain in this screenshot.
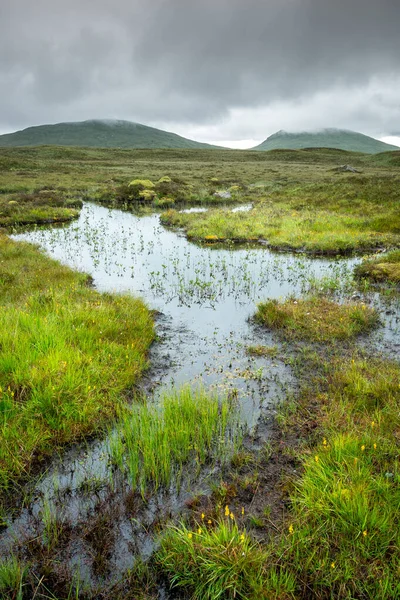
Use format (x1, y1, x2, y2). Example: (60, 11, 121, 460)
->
(252, 128, 400, 154)
(0, 120, 221, 149)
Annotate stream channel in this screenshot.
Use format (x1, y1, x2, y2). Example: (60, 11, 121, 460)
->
(3, 201, 399, 593)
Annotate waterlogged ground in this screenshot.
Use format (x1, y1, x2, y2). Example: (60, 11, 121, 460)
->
(12, 203, 358, 414)
(4, 201, 400, 594)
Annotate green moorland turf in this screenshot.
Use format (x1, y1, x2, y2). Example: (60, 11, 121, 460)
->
(160, 172, 400, 254)
(157, 295, 400, 600)
(0, 189, 81, 227)
(355, 249, 400, 284)
(0, 235, 154, 497)
(1, 146, 400, 254)
(158, 353, 400, 599)
(255, 296, 380, 342)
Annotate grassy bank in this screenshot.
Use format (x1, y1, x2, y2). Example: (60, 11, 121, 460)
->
(160, 173, 400, 254)
(0, 235, 154, 498)
(355, 249, 400, 284)
(255, 296, 379, 341)
(158, 352, 400, 599)
(155, 292, 399, 599)
(0, 190, 81, 228)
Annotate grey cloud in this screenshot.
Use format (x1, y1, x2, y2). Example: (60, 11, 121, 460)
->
(0, 0, 399, 138)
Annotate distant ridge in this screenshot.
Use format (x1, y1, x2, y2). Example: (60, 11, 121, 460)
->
(251, 128, 400, 154)
(0, 119, 222, 150)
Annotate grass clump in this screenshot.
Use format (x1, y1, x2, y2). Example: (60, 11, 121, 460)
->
(0, 235, 154, 494)
(111, 387, 241, 495)
(271, 356, 400, 599)
(246, 345, 278, 358)
(255, 296, 379, 342)
(0, 190, 81, 227)
(158, 519, 294, 600)
(0, 556, 26, 599)
(355, 249, 400, 284)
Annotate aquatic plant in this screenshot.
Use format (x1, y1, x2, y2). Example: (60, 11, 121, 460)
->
(110, 387, 242, 495)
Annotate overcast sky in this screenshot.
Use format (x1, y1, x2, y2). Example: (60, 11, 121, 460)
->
(1, 0, 400, 147)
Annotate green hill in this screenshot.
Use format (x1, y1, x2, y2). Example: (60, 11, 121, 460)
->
(252, 128, 399, 154)
(0, 119, 221, 150)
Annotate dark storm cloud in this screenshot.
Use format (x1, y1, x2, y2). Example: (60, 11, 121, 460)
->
(0, 0, 399, 138)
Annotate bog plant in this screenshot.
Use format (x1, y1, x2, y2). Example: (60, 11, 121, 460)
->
(158, 518, 294, 600)
(0, 235, 154, 494)
(268, 356, 400, 599)
(110, 387, 241, 495)
(355, 249, 400, 284)
(255, 296, 379, 342)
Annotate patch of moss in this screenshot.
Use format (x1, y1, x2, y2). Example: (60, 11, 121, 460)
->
(255, 297, 379, 342)
(355, 250, 400, 284)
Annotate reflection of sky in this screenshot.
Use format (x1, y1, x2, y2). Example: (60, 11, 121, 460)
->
(13, 202, 361, 426)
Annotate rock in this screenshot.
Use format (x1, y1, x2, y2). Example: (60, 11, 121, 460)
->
(213, 190, 232, 199)
(335, 164, 361, 173)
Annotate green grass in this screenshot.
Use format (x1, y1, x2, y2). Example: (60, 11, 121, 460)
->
(270, 356, 400, 599)
(110, 387, 241, 495)
(0, 235, 154, 496)
(355, 249, 400, 283)
(0, 556, 26, 599)
(161, 173, 400, 254)
(156, 354, 400, 600)
(255, 296, 379, 342)
(157, 519, 294, 600)
(246, 345, 279, 358)
(0, 190, 81, 228)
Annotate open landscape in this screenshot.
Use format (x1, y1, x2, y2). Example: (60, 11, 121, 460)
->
(0, 140, 399, 599)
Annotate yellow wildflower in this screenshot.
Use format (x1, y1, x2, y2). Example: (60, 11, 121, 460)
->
(288, 524, 294, 534)
(187, 532, 192, 539)
(331, 562, 335, 569)
(361, 445, 365, 451)
(225, 505, 230, 516)
(363, 530, 368, 537)
(315, 455, 319, 463)
(208, 519, 212, 525)
(373, 443, 377, 450)
(240, 533, 245, 541)
(197, 528, 202, 535)
(241, 507, 245, 516)
(201, 513, 205, 520)
(229, 512, 235, 520)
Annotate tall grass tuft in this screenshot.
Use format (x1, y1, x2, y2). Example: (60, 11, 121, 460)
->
(158, 518, 295, 600)
(110, 387, 242, 495)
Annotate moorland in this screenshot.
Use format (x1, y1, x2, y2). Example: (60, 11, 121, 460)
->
(0, 144, 399, 599)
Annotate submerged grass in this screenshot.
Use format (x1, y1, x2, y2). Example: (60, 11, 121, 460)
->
(255, 296, 379, 342)
(355, 249, 400, 284)
(111, 387, 241, 495)
(0, 235, 154, 497)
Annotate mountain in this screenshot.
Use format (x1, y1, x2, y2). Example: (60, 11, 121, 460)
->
(0, 119, 221, 150)
(251, 128, 400, 154)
